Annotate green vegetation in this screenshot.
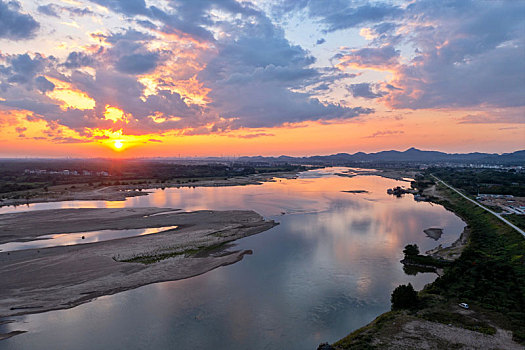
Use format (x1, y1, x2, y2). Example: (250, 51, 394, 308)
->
(332, 174, 525, 348)
(401, 243, 452, 269)
(423, 182, 525, 342)
(507, 214, 525, 230)
(391, 284, 418, 310)
(0, 159, 307, 200)
(429, 167, 525, 196)
(332, 311, 400, 349)
(403, 244, 419, 256)
(120, 242, 229, 264)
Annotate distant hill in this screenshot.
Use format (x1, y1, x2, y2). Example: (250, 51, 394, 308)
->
(237, 148, 525, 165)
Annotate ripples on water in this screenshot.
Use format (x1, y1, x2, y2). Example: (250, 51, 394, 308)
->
(0, 168, 465, 350)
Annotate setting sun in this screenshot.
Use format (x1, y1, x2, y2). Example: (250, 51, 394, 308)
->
(113, 140, 123, 150)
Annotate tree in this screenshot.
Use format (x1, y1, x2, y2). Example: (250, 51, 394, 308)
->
(403, 244, 420, 257)
(391, 283, 418, 310)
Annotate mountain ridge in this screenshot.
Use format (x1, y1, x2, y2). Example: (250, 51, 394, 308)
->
(236, 148, 525, 165)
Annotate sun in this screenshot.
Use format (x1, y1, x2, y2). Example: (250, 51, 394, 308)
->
(113, 140, 123, 150)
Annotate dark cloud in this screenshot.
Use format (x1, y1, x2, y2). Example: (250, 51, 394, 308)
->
(1, 53, 54, 87)
(35, 76, 55, 93)
(38, 3, 95, 17)
(273, 1, 401, 32)
(349, 83, 385, 99)
(316, 38, 326, 45)
(0, 0, 39, 39)
(1, 0, 374, 137)
(63, 52, 94, 69)
(89, 0, 148, 16)
(319, 0, 525, 109)
(387, 1, 525, 109)
(37, 4, 59, 17)
(115, 52, 159, 74)
(334, 46, 400, 69)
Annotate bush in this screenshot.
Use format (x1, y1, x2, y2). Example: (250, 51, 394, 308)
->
(391, 283, 418, 310)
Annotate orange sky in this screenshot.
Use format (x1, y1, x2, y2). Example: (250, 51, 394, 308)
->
(0, 0, 523, 157)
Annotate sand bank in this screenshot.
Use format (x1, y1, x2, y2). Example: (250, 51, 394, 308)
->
(0, 208, 277, 318)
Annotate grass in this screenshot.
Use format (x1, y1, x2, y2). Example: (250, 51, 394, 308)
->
(507, 214, 525, 230)
(120, 242, 230, 264)
(333, 311, 400, 349)
(422, 182, 525, 343)
(402, 254, 452, 268)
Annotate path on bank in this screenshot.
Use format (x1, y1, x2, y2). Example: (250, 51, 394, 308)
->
(431, 175, 525, 237)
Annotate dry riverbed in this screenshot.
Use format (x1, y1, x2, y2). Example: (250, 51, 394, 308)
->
(0, 207, 276, 327)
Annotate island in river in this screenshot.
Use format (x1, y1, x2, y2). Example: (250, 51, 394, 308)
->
(0, 208, 276, 324)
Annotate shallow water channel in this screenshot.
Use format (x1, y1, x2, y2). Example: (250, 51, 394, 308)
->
(0, 168, 465, 349)
(0, 226, 178, 252)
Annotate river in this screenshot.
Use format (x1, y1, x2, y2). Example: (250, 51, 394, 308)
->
(0, 168, 465, 349)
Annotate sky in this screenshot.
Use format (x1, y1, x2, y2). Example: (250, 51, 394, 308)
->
(0, 0, 523, 157)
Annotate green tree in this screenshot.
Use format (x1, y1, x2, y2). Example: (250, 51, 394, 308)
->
(403, 244, 420, 257)
(391, 283, 418, 310)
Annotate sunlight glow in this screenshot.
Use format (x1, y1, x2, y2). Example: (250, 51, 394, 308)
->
(104, 105, 127, 123)
(114, 140, 123, 150)
(45, 77, 96, 110)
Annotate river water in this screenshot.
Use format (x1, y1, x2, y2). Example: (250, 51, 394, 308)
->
(0, 168, 465, 349)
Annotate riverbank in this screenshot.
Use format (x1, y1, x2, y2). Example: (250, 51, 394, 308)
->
(0, 171, 300, 209)
(0, 208, 276, 324)
(336, 168, 418, 181)
(326, 175, 525, 349)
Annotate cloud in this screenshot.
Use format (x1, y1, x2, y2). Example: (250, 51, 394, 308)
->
(273, 1, 402, 33)
(294, 0, 525, 110)
(15, 126, 26, 137)
(38, 4, 96, 18)
(316, 38, 326, 45)
(349, 83, 385, 99)
(35, 76, 55, 93)
(334, 46, 400, 70)
(365, 130, 404, 138)
(37, 4, 59, 17)
(0, 0, 380, 140)
(63, 52, 94, 69)
(229, 133, 275, 139)
(115, 52, 159, 74)
(0, 1, 39, 40)
(458, 112, 525, 124)
(89, 0, 148, 16)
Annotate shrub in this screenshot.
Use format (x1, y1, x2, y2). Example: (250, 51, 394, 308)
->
(403, 244, 419, 257)
(391, 283, 418, 310)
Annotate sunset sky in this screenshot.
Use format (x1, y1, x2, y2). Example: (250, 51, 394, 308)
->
(0, 0, 523, 157)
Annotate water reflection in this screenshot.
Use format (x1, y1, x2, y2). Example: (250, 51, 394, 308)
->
(0, 168, 465, 349)
(0, 226, 178, 252)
